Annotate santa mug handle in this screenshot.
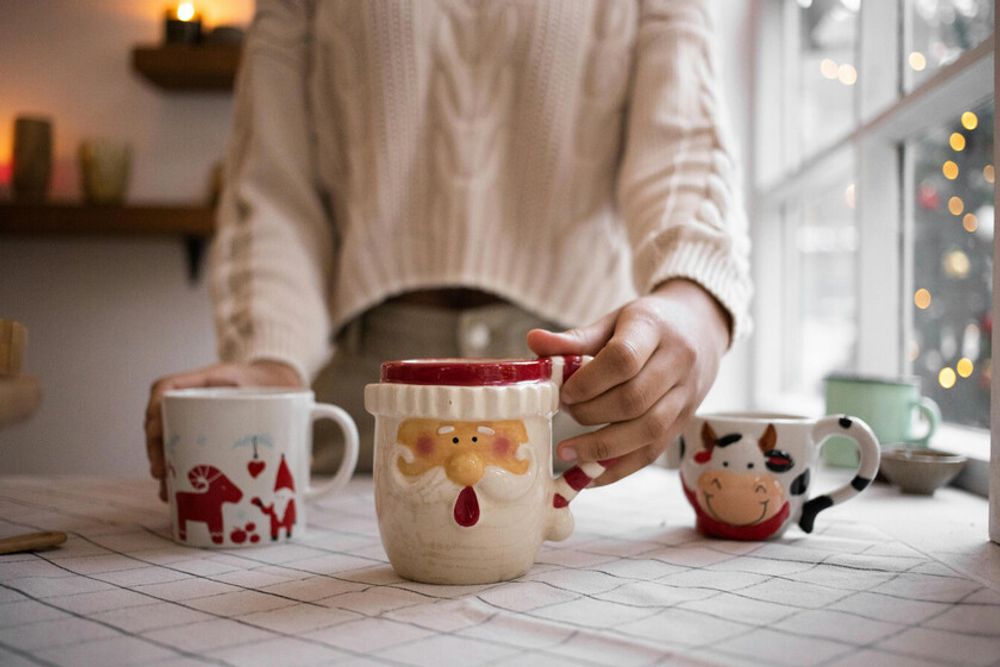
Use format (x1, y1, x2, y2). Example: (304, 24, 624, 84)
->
(305, 403, 360, 499)
(545, 356, 609, 540)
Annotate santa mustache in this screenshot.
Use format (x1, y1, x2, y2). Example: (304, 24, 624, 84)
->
(390, 443, 537, 504)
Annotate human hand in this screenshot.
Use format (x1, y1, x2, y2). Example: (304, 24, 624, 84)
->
(144, 360, 303, 501)
(526, 279, 731, 486)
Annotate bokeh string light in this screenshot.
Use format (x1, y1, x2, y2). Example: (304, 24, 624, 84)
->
(947, 196, 964, 215)
(914, 288, 932, 310)
(908, 51, 927, 71)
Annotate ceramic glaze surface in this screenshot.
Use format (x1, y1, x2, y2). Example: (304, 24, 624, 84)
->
(679, 413, 880, 540)
(162, 389, 358, 548)
(365, 357, 601, 584)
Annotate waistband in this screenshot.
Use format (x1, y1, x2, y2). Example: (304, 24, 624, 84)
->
(338, 300, 559, 361)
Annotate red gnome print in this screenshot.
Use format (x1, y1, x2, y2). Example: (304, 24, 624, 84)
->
(175, 465, 243, 544)
(252, 454, 297, 541)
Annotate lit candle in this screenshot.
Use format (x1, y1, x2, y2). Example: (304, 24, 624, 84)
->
(165, 2, 202, 45)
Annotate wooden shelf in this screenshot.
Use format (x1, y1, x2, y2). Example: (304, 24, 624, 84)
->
(0, 202, 215, 238)
(132, 44, 240, 91)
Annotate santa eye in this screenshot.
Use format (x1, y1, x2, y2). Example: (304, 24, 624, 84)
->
(722, 461, 729, 467)
(747, 463, 754, 469)
(452, 437, 459, 444)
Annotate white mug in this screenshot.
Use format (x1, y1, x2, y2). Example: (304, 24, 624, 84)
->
(364, 356, 606, 584)
(162, 388, 359, 548)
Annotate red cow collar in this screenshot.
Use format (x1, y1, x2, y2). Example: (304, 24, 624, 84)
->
(682, 482, 790, 541)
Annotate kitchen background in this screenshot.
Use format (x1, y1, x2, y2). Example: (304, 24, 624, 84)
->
(2, 1, 994, 491)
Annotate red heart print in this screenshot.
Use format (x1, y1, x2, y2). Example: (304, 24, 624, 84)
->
(247, 460, 266, 478)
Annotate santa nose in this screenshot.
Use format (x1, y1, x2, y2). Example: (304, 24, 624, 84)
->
(446, 451, 484, 487)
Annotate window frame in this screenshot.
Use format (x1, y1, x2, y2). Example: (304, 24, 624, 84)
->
(751, 0, 995, 496)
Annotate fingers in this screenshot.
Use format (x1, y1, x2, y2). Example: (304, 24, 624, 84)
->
(525, 308, 619, 358)
(566, 351, 682, 426)
(557, 388, 687, 464)
(590, 440, 670, 487)
(560, 308, 661, 405)
(144, 364, 241, 481)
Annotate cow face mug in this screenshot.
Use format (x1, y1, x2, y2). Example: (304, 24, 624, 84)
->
(162, 388, 359, 548)
(365, 356, 607, 584)
(679, 412, 881, 540)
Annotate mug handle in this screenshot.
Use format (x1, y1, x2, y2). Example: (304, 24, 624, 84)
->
(909, 397, 941, 446)
(305, 403, 359, 500)
(799, 415, 881, 533)
(545, 355, 607, 541)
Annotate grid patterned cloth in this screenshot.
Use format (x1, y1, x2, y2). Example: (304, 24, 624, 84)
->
(1, 470, 999, 667)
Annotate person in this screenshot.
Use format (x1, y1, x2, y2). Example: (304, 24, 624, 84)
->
(145, 0, 752, 502)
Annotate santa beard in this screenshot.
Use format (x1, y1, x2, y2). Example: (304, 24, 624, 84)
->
(390, 444, 538, 526)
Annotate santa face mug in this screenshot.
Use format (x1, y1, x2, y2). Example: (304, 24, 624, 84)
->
(364, 356, 606, 584)
(679, 412, 881, 540)
(162, 388, 359, 548)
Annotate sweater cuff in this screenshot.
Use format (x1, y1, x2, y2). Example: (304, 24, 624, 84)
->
(635, 239, 753, 343)
(220, 320, 330, 388)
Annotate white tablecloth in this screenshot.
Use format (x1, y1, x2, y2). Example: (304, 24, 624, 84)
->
(1, 469, 999, 667)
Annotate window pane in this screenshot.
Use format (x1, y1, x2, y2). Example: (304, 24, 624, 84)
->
(795, 0, 860, 157)
(905, 0, 994, 90)
(908, 101, 993, 428)
(786, 177, 859, 398)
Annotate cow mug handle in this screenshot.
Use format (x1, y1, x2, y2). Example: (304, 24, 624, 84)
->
(305, 403, 360, 500)
(799, 415, 881, 533)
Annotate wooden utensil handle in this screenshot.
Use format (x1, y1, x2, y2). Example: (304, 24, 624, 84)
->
(0, 531, 67, 555)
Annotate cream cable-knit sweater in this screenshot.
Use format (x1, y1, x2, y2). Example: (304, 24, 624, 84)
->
(209, 0, 752, 384)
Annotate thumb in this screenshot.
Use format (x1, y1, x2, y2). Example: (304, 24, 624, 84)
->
(526, 309, 619, 357)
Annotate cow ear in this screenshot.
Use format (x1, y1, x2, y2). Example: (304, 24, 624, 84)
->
(701, 422, 717, 452)
(759, 424, 777, 453)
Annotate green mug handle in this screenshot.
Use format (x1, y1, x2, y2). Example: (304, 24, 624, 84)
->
(909, 397, 941, 447)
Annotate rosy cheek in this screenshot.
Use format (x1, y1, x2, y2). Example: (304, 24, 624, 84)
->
(416, 435, 435, 457)
(492, 437, 512, 458)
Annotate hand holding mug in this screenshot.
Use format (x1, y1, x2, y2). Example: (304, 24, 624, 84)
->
(145, 360, 303, 501)
(527, 279, 732, 486)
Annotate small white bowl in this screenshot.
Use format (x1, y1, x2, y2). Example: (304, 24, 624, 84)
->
(879, 446, 967, 495)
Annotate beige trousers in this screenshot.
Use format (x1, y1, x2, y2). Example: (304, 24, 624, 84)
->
(311, 301, 592, 473)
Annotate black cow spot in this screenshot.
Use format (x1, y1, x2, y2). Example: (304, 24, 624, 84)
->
(838, 416, 853, 429)
(799, 495, 834, 533)
(851, 475, 871, 492)
(716, 433, 743, 448)
(790, 469, 810, 495)
(763, 449, 794, 473)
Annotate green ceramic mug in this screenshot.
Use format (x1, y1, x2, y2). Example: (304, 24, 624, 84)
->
(823, 373, 941, 467)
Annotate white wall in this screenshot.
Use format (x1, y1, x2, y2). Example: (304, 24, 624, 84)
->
(0, 0, 755, 476)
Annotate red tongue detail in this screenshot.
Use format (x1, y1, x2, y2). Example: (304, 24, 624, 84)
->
(454, 486, 480, 527)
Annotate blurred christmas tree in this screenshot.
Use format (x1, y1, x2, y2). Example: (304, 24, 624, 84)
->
(911, 103, 993, 429)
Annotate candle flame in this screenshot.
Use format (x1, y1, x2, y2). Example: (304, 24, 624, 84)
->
(177, 2, 196, 21)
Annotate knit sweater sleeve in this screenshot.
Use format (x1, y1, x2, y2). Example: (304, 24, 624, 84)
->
(209, 0, 333, 384)
(617, 0, 753, 341)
